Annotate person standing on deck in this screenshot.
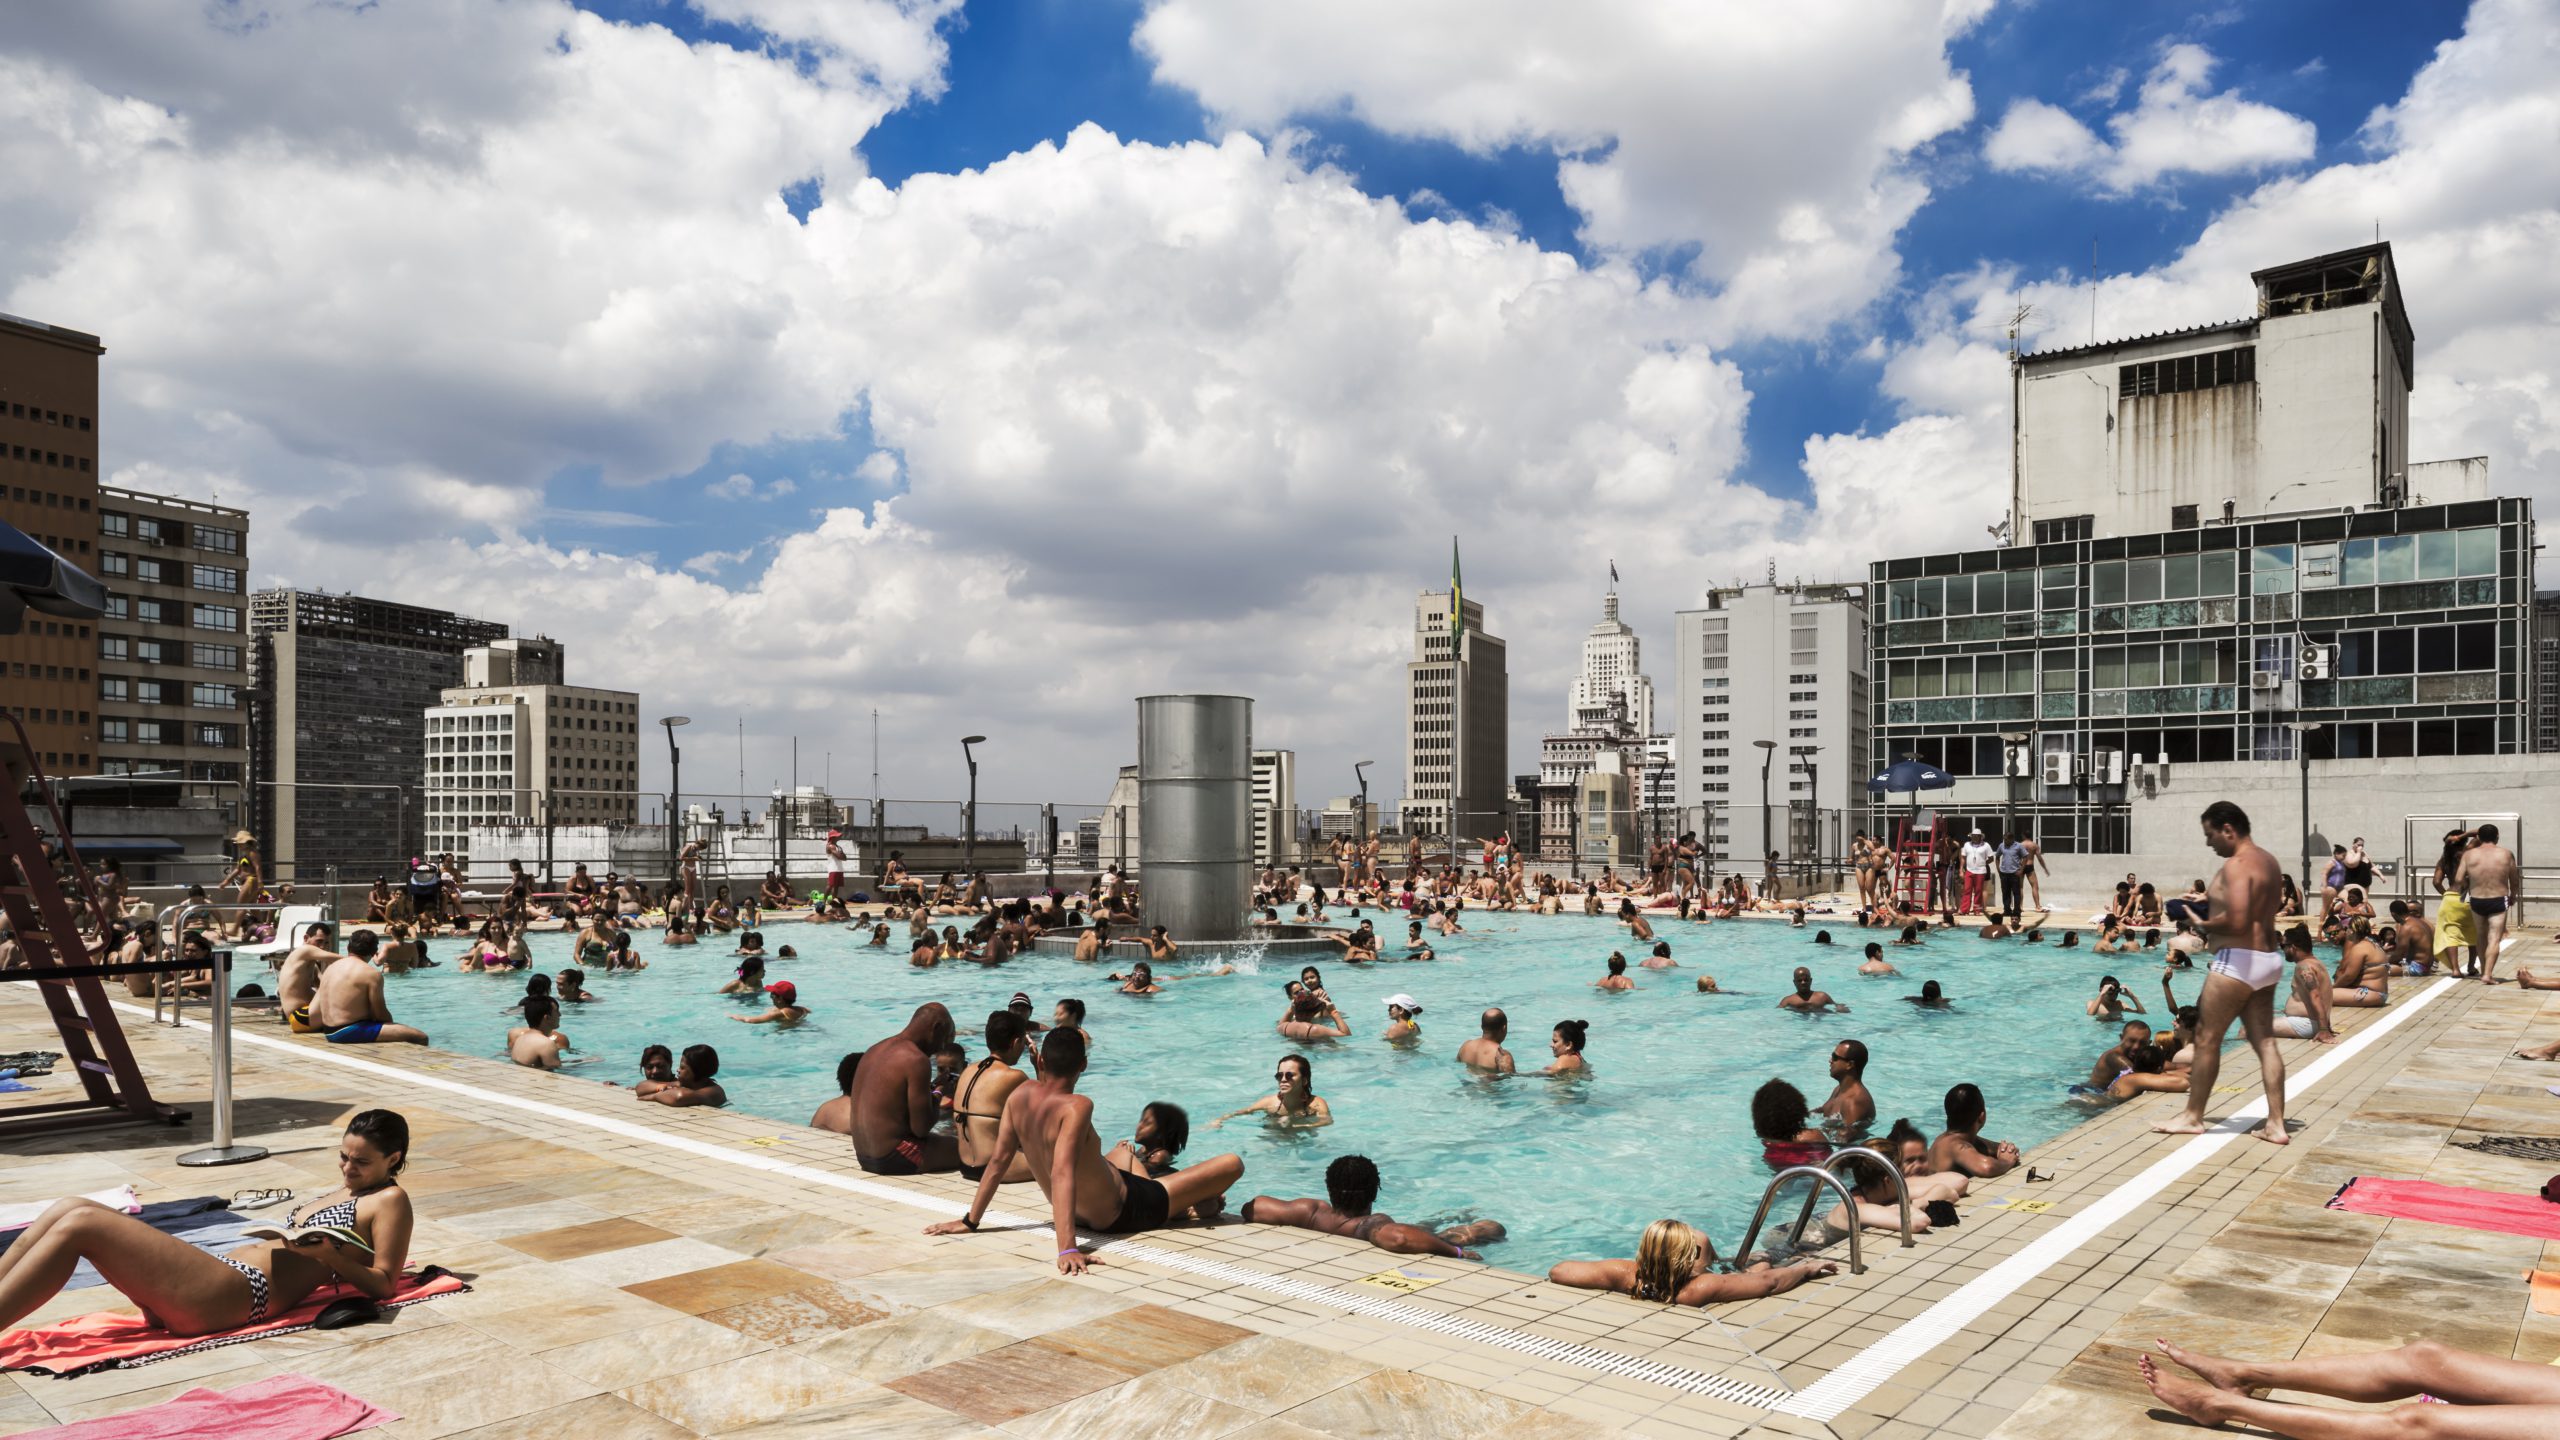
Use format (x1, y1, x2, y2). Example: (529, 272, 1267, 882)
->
(2151, 802, 2288, 1144)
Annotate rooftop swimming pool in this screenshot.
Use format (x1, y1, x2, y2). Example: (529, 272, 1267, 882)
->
(374, 911, 2287, 1273)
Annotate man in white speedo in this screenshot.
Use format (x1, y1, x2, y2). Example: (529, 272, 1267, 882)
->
(2152, 801, 2289, 1145)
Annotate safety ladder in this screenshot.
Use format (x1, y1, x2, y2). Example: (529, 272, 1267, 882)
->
(0, 715, 186, 1137)
(1731, 1145, 1916, 1276)
(1890, 811, 1943, 912)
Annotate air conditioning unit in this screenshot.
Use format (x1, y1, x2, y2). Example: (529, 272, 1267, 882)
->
(2095, 749, 2126, 785)
(2297, 643, 2334, 682)
(2250, 671, 2284, 692)
(2040, 751, 2072, 786)
(2005, 743, 2035, 779)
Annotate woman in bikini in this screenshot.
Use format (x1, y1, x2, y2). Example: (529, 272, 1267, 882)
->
(0, 1111, 415, 1337)
(953, 1010, 1034, 1184)
(1547, 1219, 1835, 1306)
(707, 885, 739, 934)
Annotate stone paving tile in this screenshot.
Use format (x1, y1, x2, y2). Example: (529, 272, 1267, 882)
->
(885, 1338, 1134, 1425)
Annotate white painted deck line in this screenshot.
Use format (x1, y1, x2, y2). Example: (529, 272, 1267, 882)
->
(1775, 975, 2457, 1422)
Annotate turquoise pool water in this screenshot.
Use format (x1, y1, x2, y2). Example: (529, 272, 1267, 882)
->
(372, 912, 2263, 1273)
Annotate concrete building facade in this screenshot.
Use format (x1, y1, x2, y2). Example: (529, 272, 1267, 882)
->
(251, 589, 506, 880)
(2537, 589, 2559, 753)
(1402, 588, 1508, 841)
(1249, 747, 1297, 867)
(1674, 582, 1870, 865)
(1872, 243, 2536, 859)
(95, 487, 250, 793)
(0, 312, 104, 774)
(422, 638, 639, 869)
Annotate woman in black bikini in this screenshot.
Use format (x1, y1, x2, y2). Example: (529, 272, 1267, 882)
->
(0, 1111, 415, 1337)
(953, 1011, 1034, 1183)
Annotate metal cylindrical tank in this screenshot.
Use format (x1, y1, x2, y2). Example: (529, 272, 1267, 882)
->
(1136, 694, 1252, 942)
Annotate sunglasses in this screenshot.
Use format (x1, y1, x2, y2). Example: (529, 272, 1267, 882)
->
(1274, 1071, 1299, 1083)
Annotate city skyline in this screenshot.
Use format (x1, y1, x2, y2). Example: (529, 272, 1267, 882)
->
(2, 2, 2554, 808)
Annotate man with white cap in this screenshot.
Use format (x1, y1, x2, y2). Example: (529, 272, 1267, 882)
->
(1958, 830, 1995, 916)
(1383, 994, 1422, 1042)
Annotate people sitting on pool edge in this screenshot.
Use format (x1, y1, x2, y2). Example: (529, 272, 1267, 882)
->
(1243, 1155, 1506, 1259)
(0, 1110, 418, 1338)
(1547, 1219, 1836, 1307)
(300, 931, 429, 1045)
(1103, 1100, 1189, 1188)
(810, 1051, 862, 1133)
(926, 1028, 1243, 1270)
(851, 1003, 963, 1174)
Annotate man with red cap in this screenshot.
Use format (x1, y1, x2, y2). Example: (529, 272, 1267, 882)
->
(732, 979, 808, 1028)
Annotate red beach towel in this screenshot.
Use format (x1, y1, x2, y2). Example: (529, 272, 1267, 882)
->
(2327, 1178, 2560, 1241)
(5, 1372, 396, 1439)
(0, 1269, 467, 1378)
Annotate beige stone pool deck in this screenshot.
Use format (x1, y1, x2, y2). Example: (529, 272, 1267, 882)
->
(1, 931, 2554, 1438)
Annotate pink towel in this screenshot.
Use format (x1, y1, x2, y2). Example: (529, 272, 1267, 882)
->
(7, 1372, 395, 1439)
(2328, 1178, 2560, 1241)
(0, 1270, 466, 1377)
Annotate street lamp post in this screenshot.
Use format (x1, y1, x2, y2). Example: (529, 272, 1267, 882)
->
(1998, 730, 2031, 840)
(658, 716, 691, 884)
(960, 735, 987, 876)
(2286, 721, 2323, 904)
(1753, 739, 1778, 886)
(1353, 760, 1373, 883)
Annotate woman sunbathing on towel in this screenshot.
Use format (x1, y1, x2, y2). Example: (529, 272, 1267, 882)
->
(2142, 1336, 2560, 1439)
(0, 1110, 415, 1337)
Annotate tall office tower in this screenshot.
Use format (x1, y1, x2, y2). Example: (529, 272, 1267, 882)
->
(0, 312, 103, 773)
(1249, 747, 1297, 866)
(1674, 582, 1870, 865)
(250, 590, 506, 878)
(1403, 588, 1508, 841)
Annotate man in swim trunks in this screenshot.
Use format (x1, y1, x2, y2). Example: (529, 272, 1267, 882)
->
(276, 923, 339, 1026)
(2276, 925, 2340, 1043)
(2458, 821, 2522, 983)
(307, 936, 429, 1044)
(1243, 1154, 1506, 1258)
(1458, 1008, 1515, 1074)
(848, 1002, 962, 1174)
(924, 1028, 1243, 1271)
(2385, 900, 2434, 974)
(2152, 800, 2288, 1143)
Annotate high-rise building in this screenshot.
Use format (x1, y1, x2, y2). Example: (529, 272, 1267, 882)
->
(1570, 591, 1654, 737)
(1537, 588, 1676, 858)
(1674, 582, 1870, 865)
(250, 589, 506, 879)
(2536, 589, 2559, 753)
(1402, 587, 1508, 841)
(423, 638, 639, 873)
(1870, 242, 2534, 858)
(95, 488, 250, 790)
(0, 312, 104, 773)
(1249, 747, 1297, 866)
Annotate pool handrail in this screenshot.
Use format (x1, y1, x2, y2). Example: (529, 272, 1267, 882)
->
(1733, 1164, 1864, 1276)
(1814, 1145, 1914, 1249)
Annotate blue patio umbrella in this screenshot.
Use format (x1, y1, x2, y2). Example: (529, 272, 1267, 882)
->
(1866, 758, 1953, 796)
(0, 520, 105, 635)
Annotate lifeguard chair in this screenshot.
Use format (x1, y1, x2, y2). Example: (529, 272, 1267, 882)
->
(1891, 808, 1945, 912)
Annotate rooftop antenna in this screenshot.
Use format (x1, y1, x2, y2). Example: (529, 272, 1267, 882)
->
(2006, 303, 2035, 358)
(1765, 556, 1777, 586)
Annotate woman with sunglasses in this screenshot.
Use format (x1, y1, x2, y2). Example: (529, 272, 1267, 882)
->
(1208, 1053, 1333, 1130)
(0, 1111, 414, 1337)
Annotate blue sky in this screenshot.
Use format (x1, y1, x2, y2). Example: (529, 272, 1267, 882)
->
(13, 0, 2544, 801)
(546, 0, 2474, 575)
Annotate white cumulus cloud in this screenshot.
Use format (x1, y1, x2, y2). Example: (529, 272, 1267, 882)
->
(1134, 0, 1990, 340)
(1986, 43, 2317, 194)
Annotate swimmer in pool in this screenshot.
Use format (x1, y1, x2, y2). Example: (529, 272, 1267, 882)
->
(1640, 941, 1677, 970)
(2086, 975, 2145, 1021)
(1596, 953, 1635, 992)
(1694, 974, 1722, 993)
(1210, 1052, 1333, 1129)
(1243, 1154, 1505, 1259)
(1904, 979, 1950, 1008)
(2087, 1021, 2153, 1090)
(1857, 942, 1897, 976)
(1779, 967, 1846, 1013)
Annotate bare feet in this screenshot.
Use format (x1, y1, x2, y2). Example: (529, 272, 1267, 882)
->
(2250, 1120, 2291, 1145)
(2140, 1355, 2242, 1426)
(2150, 1116, 2209, 1135)
(2152, 1339, 2249, 1394)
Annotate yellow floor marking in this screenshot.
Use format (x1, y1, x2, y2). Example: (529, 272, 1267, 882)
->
(1355, 1267, 1447, 1293)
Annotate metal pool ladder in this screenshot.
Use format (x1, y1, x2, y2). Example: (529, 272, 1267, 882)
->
(1732, 1146, 1914, 1276)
